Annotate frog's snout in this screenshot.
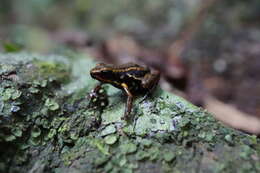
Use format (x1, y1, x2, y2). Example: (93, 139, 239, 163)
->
(90, 69, 99, 79)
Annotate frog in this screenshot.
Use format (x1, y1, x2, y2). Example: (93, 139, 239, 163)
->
(90, 62, 160, 120)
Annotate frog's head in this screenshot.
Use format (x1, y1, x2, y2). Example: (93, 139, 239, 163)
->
(90, 63, 112, 81)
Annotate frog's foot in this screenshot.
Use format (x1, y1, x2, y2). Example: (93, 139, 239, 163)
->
(139, 94, 149, 103)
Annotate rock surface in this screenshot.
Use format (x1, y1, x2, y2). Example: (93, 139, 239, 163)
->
(0, 53, 259, 173)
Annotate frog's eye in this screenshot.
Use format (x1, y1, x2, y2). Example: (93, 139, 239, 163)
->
(96, 63, 106, 67)
(101, 70, 109, 73)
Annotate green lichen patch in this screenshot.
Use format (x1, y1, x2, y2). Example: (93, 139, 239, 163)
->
(120, 142, 137, 154)
(163, 151, 175, 162)
(100, 87, 204, 140)
(100, 124, 117, 137)
(45, 98, 59, 111)
(104, 135, 118, 145)
(31, 126, 41, 138)
(0, 53, 74, 172)
(0, 88, 22, 101)
(33, 60, 70, 83)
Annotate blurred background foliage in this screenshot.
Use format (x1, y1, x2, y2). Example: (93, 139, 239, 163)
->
(0, 0, 259, 51)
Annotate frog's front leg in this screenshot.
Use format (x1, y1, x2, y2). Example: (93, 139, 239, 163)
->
(121, 83, 133, 120)
(89, 83, 103, 98)
(140, 70, 160, 102)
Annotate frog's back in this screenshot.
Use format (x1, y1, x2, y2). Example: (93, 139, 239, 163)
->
(106, 64, 148, 93)
(91, 62, 151, 94)
(112, 63, 147, 72)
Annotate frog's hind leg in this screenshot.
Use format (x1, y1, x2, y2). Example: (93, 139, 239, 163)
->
(121, 83, 133, 120)
(140, 70, 160, 103)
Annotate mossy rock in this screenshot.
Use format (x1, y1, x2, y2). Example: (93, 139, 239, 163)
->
(0, 53, 259, 173)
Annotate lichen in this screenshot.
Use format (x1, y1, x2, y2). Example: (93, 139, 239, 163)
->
(0, 53, 259, 173)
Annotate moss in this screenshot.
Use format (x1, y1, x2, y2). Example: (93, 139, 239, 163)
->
(33, 60, 70, 83)
(0, 53, 260, 173)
